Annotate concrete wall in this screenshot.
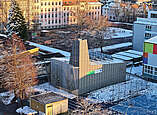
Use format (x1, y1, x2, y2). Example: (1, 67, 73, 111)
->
(133, 23, 145, 52)
(30, 98, 45, 113)
(46, 99, 68, 115)
(30, 97, 68, 115)
(50, 59, 79, 91)
(50, 39, 126, 95)
(78, 62, 126, 95)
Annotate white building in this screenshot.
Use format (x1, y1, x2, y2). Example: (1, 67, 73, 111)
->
(143, 36, 157, 80)
(102, 1, 120, 21)
(133, 11, 157, 52)
(32, 0, 102, 29)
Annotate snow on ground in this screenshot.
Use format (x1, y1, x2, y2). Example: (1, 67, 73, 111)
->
(0, 91, 15, 105)
(126, 65, 143, 76)
(87, 75, 148, 103)
(89, 42, 132, 52)
(109, 27, 133, 39)
(33, 83, 77, 99)
(16, 106, 37, 114)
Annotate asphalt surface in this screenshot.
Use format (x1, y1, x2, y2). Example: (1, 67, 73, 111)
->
(0, 100, 18, 115)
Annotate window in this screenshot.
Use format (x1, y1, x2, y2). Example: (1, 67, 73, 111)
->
(52, 8, 54, 11)
(151, 14, 157, 18)
(45, 14, 47, 18)
(48, 20, 50, 24)
(52, 13, 54, 17)
(146, 25, 152, 30)
(59, 1, 61, 5)
(145, 33, 151, 39)
(41, 2, 43, 6)
(48, 2, 50, 5)
(45, 2, 47, 6)
(48, 14, 50, 18)
(56, 2, 57, 5)
(52, 2, 54, 5)
(41, 14, 43, 18)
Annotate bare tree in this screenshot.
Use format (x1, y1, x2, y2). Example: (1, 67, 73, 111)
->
(0, 34, 38, 107)
(71, 97, 109, 115)
(89, 16, 112, 53)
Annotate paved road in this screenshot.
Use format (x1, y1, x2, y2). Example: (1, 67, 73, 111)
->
(0, 101, 18, 115)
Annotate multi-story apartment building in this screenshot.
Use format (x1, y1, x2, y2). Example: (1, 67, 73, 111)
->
(133, 12, 157, 52)
(0, 0, 102, 30)
(34, 0, 102, 29)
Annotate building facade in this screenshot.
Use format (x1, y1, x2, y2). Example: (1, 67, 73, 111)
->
(30, 92, 68, 115)
(0, 0, 102, 30)
(49, 39, 126, 95)
(143, 36, 157, 80)
(133, 16, 157, 52)
(36, 0, 102, 29)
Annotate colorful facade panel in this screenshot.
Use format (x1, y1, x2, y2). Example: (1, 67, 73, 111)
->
(144, 42, 154, 54)
(143, 57, 148, 64)
(148, 53, 157, 66)
(153, 44, 157, 54)
(143, 52, 148, 58)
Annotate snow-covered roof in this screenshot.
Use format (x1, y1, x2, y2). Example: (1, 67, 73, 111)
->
(145, 36, 157, 44)
(112, 54, 133, 61)
(31, 92, 67, 104)
(110, 27, 133, 39)
(88, 2, 103, 5)
(116, 52, 142, 59)
(27, 41, 70, 57)
(89, 42, 132, 52)
(135, 18, 157, 25)
(125, 50, 143, 56)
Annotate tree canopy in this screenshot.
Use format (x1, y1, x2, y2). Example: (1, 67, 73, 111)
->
(6, 0, 28, 41)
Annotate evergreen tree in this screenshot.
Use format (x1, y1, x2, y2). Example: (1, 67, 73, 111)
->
(6, 0, 28, 41)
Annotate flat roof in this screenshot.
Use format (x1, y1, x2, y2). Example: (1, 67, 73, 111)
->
(116, 52, 141, 59)
(27, 41, 70, 57)
(134, 18, 157, 25)
(31, 92, 67, 104)
(112, 54, 133, 61)
(125, 50, 143, 56)
(145, 36, 157, 44)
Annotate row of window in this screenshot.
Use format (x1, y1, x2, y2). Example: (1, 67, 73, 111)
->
(40, 13, 69, 18)
(41, 19, 68, 25)
(40, 6, 101, 12)
(40, 11, 99, 18)
(144, 65, 157, 76)
(41, 8, 62, 12)
(41, 1, 61, 6)
(145, 25, 152, 30)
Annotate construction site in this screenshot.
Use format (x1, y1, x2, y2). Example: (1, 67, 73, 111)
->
(25, 35, 157, 114)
